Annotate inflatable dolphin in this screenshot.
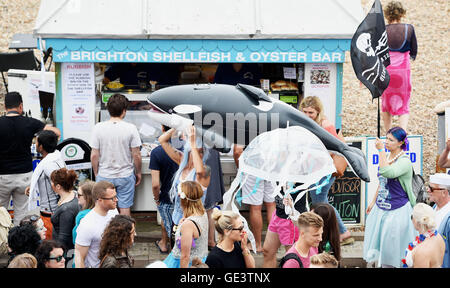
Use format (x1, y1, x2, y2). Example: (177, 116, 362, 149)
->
(147, 83, 370, 182)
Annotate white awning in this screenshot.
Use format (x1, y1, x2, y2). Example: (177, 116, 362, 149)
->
(34, 0, 364, 39)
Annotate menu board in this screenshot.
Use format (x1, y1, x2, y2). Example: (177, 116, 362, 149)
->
(304, 63, 337, 125)
(328, 170, 362, 224)
(61, 63, 96, 142)
(329, 140, 363, 225)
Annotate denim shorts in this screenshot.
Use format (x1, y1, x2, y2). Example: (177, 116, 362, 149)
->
(157, 202, 174, 238)
(96, 174, 136, 209)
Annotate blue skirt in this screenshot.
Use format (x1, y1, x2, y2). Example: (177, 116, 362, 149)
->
(163, 252, 207, 268)
(363, 202, 417, 267)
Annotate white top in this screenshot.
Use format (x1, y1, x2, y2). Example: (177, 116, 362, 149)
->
(75, 209, 119, 268)
(434, 201, 450, 229)
(90, 120, 142, 178)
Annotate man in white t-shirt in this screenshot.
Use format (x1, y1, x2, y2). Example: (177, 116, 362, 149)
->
(428, 173, 450, 228)
(74, 181, 119, 268)
(90, 93, 142, 216)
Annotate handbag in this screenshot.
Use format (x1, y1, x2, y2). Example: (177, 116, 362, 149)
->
(411, 168, 427, 203)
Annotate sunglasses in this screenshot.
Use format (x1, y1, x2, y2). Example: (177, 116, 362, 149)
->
(20, 215, 40, 226)
(231, 225, 244, 232)
(101, 195, 118, 201)
(48, 255, 65, 262)
(29, 215, 39, 221)
(428, 185, 444, 193)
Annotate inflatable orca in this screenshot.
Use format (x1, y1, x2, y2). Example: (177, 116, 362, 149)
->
(147, 83, 370, 182)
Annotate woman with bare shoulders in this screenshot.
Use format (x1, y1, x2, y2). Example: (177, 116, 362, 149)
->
(402, 203, 445, 268)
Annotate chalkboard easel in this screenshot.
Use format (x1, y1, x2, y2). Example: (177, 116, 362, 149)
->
(307, 169, 362, 226)
(307, 138, 365, 226)
(327, 170, 362, 225)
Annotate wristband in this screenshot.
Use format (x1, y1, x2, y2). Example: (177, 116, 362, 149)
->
(242, 249, 250, 256)
(378, 149, 384, 153)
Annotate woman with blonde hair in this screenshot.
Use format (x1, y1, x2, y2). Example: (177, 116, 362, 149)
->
(401, 203, 445, 268)
(300, 96, 344, 141)
(300, 96, 352, 244)
(163, 181, 209, 268)
(7, 253, 38, 268)
(158, 126, 210, 245)
(205, 208, 255, 268)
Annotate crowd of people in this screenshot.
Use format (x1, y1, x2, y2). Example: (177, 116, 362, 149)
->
(0, 1, 448, 267)
(1, 87, 448, 269)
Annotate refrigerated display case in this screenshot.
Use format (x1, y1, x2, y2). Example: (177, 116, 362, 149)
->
(99, 88, 164, 211)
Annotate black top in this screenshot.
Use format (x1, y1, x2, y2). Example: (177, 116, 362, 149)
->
(205, 242, 246, 268)
(204, 148, 226, 209)
(51, 197, 79, 250)
(0, 115, 45, 174)
(275, 185, 308, 219)
(104, 63, 180, 86)
(149, 145, 179, 204)
(214, 63, 262, 86)
(386, 23, 418, 60)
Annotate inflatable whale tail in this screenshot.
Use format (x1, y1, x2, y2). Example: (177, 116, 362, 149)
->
(340, 145, 370, 182)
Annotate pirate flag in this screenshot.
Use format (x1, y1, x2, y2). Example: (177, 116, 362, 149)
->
(351, 0, 390, 99)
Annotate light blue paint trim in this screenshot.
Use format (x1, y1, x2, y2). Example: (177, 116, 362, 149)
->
(365, 137, 369, 216)
(46, 38, 351, 63)
(55, 63, 64, 140)
(419, 135, 423, 175)
(335, 63, 343, 130)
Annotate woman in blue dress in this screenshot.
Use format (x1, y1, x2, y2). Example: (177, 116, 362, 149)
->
(363, 127, 417, 267)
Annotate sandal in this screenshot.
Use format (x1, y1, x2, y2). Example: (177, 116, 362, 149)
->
(155, 240, 169, 254)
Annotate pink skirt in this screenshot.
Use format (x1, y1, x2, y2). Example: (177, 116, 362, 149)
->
(381, 51, 412, 116)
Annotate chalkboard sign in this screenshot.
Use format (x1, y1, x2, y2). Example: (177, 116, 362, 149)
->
(329, 140, 363, 224)
(327, 170, 362, 224)
(307, 139, 364, 225)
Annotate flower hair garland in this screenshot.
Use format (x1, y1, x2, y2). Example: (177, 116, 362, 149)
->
(177, 182, 200, 202)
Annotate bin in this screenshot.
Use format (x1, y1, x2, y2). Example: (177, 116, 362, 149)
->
(56, 138, 94, 188)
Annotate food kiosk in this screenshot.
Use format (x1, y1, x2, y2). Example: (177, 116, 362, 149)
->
(33, 0, 367, 213)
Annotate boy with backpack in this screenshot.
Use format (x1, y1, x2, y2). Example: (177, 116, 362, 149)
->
(280, 212, 323, 268)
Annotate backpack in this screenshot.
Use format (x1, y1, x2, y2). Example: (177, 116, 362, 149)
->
(279, 252, 304, 268)
(411, 168, 427, 203)
(0, 207, 13, 256)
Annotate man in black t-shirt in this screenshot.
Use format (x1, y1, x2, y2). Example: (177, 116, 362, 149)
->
(150, 125, 181, 253)
(0, 92, 60, 225)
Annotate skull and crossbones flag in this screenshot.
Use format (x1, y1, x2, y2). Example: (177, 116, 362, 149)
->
(351, 0, 390, 99)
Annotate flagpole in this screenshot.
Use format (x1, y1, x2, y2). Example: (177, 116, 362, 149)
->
(377, 97, 381, 138)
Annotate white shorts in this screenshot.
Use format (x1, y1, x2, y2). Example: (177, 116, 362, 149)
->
(241, 174, 275, 205)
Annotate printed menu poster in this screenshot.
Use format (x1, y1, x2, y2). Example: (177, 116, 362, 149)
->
(61, 63, 95, 140)
(304, 63, 337, 125)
